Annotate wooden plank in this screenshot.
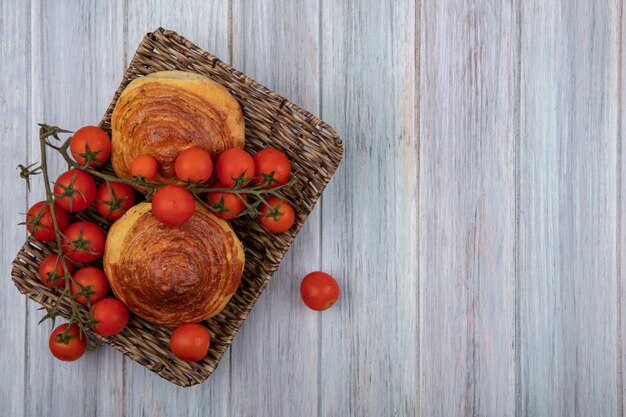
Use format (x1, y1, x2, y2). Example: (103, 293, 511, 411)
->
(622, 2, 626, 413)
(419, 1, 518, 416)
(26, 1, 126, 416)
(229, 1, 320, 416)
(520, 1, 621, 416)
(0, 0, 29, 415)
(123, 2, 231, 416)
(319, 1, 419, 416)
(125, 0, 230, 62)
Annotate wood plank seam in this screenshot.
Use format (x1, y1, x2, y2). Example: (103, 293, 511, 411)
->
(415, 0, 421, 414)
(317, 1, 323, 416)
(515, 0, 523, 415)
(619, 0, 625, 414)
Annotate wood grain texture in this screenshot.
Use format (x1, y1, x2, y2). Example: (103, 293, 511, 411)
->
(519, 1, 622, 416)
(4, 0, 626, 416)
(123, 2, 231, 417)
(0, 0, 29, 415)
(320, 1, 419, 416)
(419, 1, 518, 416)
(26, 1, 126, 417)
(622, 2, 626, 413)
(229, 1, 320, 416)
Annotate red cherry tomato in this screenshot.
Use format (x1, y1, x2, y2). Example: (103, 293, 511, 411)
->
(170, 323, 211, 362)
(253, 148, 292, 187)
(62, 221, 105, 262)
(259, 197, 295, 233)
(70, 126, 111, 167)
(95, 181, 136, 220)
(49, 323, 87, 362)
(26, 201, 69, 242)
(130, 155, 158, 180)
(53, 169, 97, 212)
(300, 272, 340, 311)
(216, 148, 255, 187)
(90, 298, 129, 337)
(207, 183, 246, 220)
(70, 267, 109, 305)
(38, 254, 72, 289)
(151, 185, 195, 226)
(175, 146, 213, 183)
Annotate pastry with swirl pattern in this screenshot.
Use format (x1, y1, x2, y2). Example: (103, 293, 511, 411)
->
(103, 202, 245, 326)
(111, 70, 245, 185)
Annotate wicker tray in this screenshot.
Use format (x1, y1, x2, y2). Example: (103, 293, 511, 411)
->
(11, 28, 342, 387)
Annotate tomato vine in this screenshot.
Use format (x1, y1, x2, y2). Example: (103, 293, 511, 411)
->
(19, 124, 297, 341)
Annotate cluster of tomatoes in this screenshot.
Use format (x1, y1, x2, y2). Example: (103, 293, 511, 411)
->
(26, 124, 340, 364)
(25, 127, 217, 363)
(130, 143, 296, 232)
(24, 127, 129, 361)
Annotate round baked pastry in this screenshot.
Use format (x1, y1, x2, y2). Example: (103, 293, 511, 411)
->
(111, 70, 245, 185)
(103, 202, 244, 326)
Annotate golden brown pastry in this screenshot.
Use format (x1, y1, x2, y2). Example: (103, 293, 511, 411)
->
(111, 70, 245, 185)
(103, 202, 245, 326)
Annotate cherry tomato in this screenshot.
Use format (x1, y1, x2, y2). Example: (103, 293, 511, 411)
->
(62, 221, 105, 262)
(38, 254, 72, 289)
(70, 126, 111, 167)
(259, 197, 295, 233)
(49, 323, 87, 362)
(70, 267, 109, 305)
(175, 146, 213, 183)
(130, 155, 158, 180)
(300, 272, 340, 311)
(170, 323, 211, 362)
(95, 181, 135, 220)
(53, 169, 97, 212)
(26, 201, 69, 242)
(91, 298, 129, 337)
(151, 185, 195, 226)
(216, 148, 255, 187)
(207, 183, 246, 220)
(253, 148, 292, 187)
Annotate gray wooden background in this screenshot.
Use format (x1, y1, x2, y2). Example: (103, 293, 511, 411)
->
(1, 0, 624, 416)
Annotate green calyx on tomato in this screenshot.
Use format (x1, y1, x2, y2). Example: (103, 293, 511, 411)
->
(61, 222, 105, 262)
(23, 201, 70, 242)
(53, 169, 97, 212)
(95, 181, 135, 220)
(64, 227, 96, 256)
(49, 323, 87, 362)
(75, 142, 103, 168)
(22, 202, 51, 236)
(263, 200, 285, 222)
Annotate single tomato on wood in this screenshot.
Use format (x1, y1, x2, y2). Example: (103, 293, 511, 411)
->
(151, 185, 195, 226)
(25, 201, 69, 242)
(38, 254, 72, 289)
(253, 148, 292, 187)
(95, 181, 135, 220)
(259, 197, 295, 233)
(216, 148, 255, 187)
(53, 169, 97, 212)
(91, 298, 129, 337)
(49, 323, 87, 362)
(70, 126, 111, 167)
(300, 272, 340, 311)
(170, 323, 211, 362)
(130, 155, 158, 180)
(70, 267, 109, 305)
(175, 146, 213, 183)
(62, 221, 105, 262)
